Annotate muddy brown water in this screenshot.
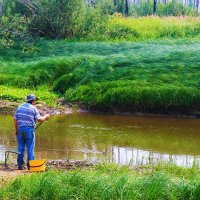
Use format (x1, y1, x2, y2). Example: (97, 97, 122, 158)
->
(0, 113, 199, 167)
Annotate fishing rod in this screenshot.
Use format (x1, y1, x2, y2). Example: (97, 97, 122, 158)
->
(35, 43, 125, 130)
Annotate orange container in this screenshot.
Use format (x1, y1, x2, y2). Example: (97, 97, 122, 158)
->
(29, 159, 46, 172)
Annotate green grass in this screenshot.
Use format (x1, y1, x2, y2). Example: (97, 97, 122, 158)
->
(106, 16, 200, 41)
(1, 39, 200, 113)
(0, 163, 199, 200)
(0, 86, 57, 106)
(0, 17, 200, 111)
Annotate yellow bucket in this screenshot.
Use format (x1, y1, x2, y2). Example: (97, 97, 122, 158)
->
(29, 159, 46, 172)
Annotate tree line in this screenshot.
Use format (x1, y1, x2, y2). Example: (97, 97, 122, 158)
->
(85, 0, 199, 16)
(0, 0, 199, 17)
(0, 0, 199, 48)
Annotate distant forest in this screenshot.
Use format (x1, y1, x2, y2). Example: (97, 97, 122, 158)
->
(0, 0, 199, 17)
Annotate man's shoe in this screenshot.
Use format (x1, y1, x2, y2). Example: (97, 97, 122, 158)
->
(18, 166, 23, 170)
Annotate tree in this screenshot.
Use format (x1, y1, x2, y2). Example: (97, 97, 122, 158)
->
(0, 0, 3, 15)
(0, 15, 30, 48)
(196, 0, 199, 12)
(125, 0, 129, 16)
(153, 0, 157, 14)
(13, 0, 87, 39)
(16, 0, 36, 14)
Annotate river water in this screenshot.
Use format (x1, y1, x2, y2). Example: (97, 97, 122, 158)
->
(0, 113, 199, 167)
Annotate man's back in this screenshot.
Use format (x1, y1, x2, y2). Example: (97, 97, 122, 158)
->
(14, 103, 41, 127)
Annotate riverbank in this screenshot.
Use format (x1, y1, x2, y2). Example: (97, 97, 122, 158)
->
(0, 100, 88, 115)
(0, 162, 199, 199)
(1, 99, 200, 119)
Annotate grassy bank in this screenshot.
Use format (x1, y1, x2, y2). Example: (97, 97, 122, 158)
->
(1, 17, 200, 113)
(0, 163, 199, 199)
(1, 39, 200, 113)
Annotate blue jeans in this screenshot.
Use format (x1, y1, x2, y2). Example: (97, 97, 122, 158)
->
(17, 126, 35, 167)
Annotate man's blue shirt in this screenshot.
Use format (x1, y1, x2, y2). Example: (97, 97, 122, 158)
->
(14, 103, 41, 127)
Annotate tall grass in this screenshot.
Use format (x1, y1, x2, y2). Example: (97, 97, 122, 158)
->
(0, 163, 199, 200)
(0, 20, 200, 110)
(66, 82, 200, 113)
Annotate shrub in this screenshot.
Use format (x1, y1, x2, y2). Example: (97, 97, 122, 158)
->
(0, 15, 31, 48)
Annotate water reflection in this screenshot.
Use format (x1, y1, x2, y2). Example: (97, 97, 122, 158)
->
(109, 147, 199, 167)
(0, 113, 199, 167)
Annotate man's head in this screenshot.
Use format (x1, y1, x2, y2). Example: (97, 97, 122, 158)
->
(26, 94, 38, 105)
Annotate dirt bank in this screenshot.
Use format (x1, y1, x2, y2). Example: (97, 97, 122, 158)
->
(1, 100, 200, 119)
(0, 100, 88, 115)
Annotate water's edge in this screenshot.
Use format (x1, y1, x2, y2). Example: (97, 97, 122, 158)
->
(0, 100, 199, 119)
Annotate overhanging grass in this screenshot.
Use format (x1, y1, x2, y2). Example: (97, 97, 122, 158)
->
(0, 163, 199, 200)
(66, 81, 200, 113)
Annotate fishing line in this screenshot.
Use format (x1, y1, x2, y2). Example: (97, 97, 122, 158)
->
(35, 43, 125, 130)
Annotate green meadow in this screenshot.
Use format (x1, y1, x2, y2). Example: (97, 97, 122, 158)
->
(1, 38, 200, 113)
(1, 17, 200, 113)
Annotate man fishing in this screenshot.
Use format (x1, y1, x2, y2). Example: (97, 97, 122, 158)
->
(14, 94, 50, 170)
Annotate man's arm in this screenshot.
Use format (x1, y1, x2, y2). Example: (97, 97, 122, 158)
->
(37, 114, 50, 123)
(34, 107, 50, 123)
(14, 118, 18, 136)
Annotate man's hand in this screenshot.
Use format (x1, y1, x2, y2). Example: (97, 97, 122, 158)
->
(15, 130, 18, 136)
(45, 114, 50, 120)
(37, 114, 51, 122)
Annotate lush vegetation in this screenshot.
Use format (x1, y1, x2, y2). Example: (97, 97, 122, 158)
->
(0, 86, 56, 106)
(1, 37, 200, 113)
(0, 1, 200, 199)
(0, 0, 109, 47)
(1, 0, 200, 48)
(0, 163, 199, 199)
(1, 1, 200, 113)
